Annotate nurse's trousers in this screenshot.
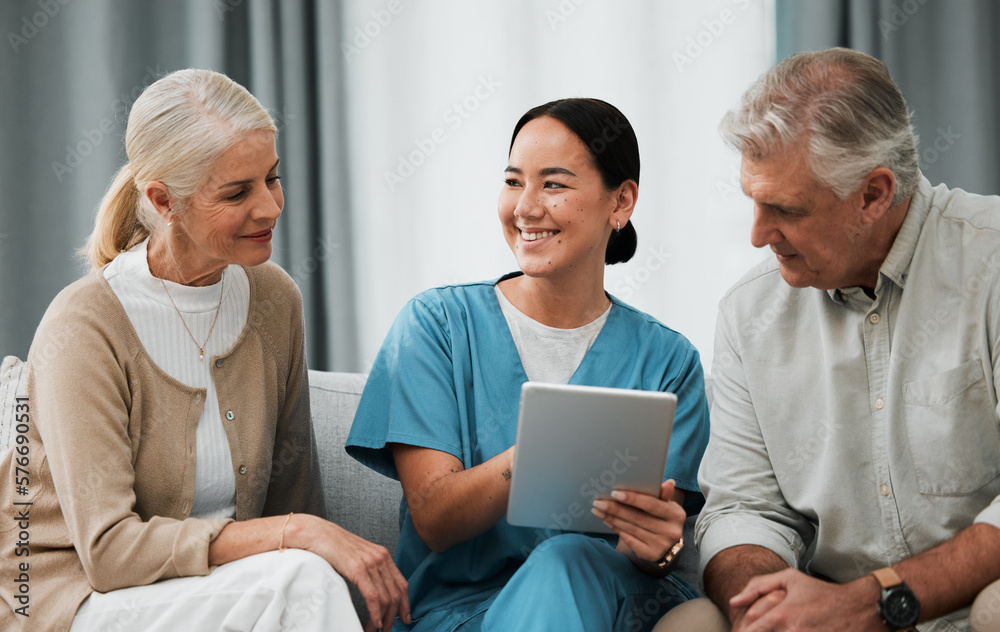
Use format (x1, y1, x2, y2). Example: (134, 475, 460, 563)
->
(462, 533, 699, 632)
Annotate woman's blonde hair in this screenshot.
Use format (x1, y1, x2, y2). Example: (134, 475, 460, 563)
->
(83, 69, 277, 270)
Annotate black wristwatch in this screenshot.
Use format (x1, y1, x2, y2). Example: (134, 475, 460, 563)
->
(872, 567, 919, 631)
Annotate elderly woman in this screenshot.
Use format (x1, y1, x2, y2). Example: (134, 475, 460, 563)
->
(0, 69, 408, 632)
(347, 98, 710, 631)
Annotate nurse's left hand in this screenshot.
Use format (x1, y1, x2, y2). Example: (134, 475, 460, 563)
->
(591, 480, 686, 576)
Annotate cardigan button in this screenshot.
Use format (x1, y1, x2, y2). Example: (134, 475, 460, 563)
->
(239, 466, 247, 475)
(215, 359, 224, 368)
(226, 411, 234, 420)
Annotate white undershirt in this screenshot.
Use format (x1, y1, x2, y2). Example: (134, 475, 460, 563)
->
(104, 239, 250, 520)
(494, 285, 611, 384)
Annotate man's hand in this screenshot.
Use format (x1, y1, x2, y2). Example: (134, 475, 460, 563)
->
(729, 568, 882, 632)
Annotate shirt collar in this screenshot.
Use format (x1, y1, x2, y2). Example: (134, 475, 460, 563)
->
(826, 174, 934, 302)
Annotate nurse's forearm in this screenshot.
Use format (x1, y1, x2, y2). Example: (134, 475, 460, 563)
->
(392, 443, 515, 552)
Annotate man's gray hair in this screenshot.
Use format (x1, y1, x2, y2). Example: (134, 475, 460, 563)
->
(720, 48, 919, 205)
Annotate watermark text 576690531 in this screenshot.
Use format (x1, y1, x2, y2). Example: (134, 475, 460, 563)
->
(11, 396, 33, 617)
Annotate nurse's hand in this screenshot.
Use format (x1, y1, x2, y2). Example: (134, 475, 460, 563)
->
(590, 480, 686, 576)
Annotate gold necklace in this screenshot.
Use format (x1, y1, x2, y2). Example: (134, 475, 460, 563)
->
(159, 272, 225, 361)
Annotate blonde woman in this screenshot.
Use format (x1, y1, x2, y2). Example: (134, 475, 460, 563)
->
(0, 69, 409, 632)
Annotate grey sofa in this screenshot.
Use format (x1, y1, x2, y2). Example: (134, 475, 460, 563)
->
(308, 369, 704, 618)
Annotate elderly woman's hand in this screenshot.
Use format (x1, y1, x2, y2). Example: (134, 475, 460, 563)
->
(590, 479, 687, 576)
(289, 514, 411, 631)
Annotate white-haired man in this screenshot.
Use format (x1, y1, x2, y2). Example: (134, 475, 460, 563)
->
(661, 48, 1000, 632)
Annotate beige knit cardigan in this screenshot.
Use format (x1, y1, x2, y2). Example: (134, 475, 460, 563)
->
(0, 262, 325, 631)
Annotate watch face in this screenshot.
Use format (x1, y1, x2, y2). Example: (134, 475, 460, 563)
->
(883, 587, 920, 627)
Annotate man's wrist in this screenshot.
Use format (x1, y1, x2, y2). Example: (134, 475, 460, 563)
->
(847, 574, 890, 631)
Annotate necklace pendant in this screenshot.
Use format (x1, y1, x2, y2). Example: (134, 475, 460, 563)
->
(199, 351, 204, 360)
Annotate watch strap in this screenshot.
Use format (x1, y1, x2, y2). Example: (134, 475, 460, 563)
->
(872, 567, 904, 588)
(872, 567, 917, 631)
(657, 537, 684, 569)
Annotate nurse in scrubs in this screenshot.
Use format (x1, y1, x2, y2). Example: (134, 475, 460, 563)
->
(347, 98, 710, 632)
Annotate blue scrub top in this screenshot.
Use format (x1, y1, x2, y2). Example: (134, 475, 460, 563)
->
(346, 275, 709, 629)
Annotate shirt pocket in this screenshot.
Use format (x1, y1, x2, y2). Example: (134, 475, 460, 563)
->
(902, 359, 1000, 496)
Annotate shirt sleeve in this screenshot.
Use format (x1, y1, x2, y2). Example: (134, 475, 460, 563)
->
(29, 296, 230, 593)
(346, 294, 465, 479)
(695, 300, 814, 576)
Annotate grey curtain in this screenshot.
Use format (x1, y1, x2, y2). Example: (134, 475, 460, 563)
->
(776, 0, 1000, 197)
(0, 0, 358, 370)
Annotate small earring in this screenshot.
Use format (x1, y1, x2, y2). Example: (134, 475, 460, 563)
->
(616, 220, 621, 232)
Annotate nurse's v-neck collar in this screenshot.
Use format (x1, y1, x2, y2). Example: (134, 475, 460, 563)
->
(489, 271, 631, 388)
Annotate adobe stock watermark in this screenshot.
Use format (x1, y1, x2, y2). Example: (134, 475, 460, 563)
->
(973, 568, 1000, 629)
(383, 74, 501, 192)
(716, 165, 743, 202)
(213, 0, 244, 19)
(878, 0, 930, 38)
(612, 245, 672, 301)
(673, 0, 752, 72)
(898, 252, 1000, 360)
(341, 0, 412, 59)
(50, 65, 167, 183)
(623, 576, 689, 631)
(285, 567, 354, 629)
(7, 0, 73, 55)
(544, 0, 590, 31)
(517, 448, 642, 557)
(250, 235, 340, 331)
(917, 126, 959, 171)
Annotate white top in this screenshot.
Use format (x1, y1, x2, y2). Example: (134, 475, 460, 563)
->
(494, 284, 610, 384)
(104, 239, 250, 520)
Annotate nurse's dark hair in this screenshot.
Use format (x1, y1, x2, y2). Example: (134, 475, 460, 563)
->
(509, 98, 639, 265)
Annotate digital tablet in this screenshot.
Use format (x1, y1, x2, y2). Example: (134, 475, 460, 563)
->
(506, 382, 676, 534)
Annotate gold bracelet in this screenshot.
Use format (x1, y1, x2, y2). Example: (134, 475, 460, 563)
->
(278, 512, 293, 552)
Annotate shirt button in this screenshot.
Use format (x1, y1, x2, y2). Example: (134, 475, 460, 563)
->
(880, 484, 890, 497)
(875, 398, 884, 410)
(215, 359, 224, 368)
(869, 313, 881, 324)
(226, 411, 234, 420)
(239, 465, 247, 475)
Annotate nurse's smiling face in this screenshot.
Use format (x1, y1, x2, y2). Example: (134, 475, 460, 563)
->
(499, 116, 629, 281)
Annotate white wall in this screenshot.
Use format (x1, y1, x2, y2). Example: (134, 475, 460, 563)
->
(342, 0, 775, 373)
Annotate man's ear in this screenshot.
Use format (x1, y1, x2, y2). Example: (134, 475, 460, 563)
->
(860, 167, 896, 225)
(609, 179, 638, 230)
(145, 181, 173, 223)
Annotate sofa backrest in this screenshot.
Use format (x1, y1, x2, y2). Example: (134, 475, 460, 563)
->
(308, 369, 403, 552)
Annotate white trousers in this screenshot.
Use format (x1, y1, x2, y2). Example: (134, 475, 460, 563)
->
(69, 549, 362, 632)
